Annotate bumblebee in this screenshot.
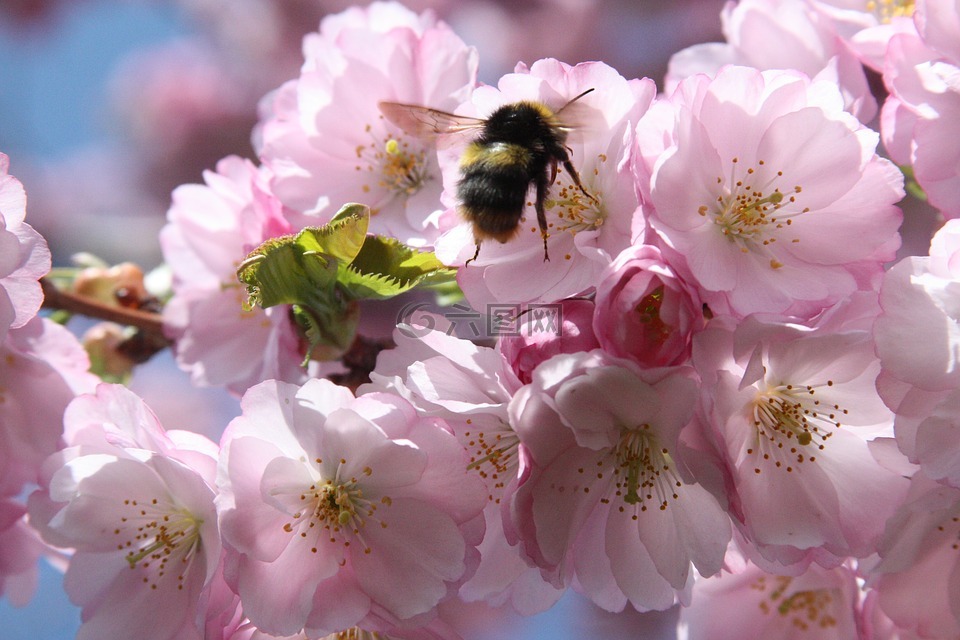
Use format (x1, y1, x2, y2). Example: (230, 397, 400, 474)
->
(378, 89, 597, 263)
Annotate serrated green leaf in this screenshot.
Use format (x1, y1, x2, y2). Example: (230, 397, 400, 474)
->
(235, 205, 371, 311)
(338, 235, 457, 299)
(338, 267, 410, 300)
(237, 241, 338, 309)
(235, 202, 454, 368)
(296, 203, 370, 264)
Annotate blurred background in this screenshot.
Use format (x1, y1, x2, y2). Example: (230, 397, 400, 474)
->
(0, 1, 728, 638)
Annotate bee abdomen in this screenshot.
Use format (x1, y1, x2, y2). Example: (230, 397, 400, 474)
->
(458, 142, 532, 242)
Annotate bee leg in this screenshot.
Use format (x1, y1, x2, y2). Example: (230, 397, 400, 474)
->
(465, 241, 481, 267)
(562, 157, 598, 205)
(535, 173, 551, 262)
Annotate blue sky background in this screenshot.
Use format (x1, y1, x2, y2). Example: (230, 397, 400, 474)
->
(0, 2, 186, 161)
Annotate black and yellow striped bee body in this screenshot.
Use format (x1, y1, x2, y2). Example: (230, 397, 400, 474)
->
(379, 90, 595, 262)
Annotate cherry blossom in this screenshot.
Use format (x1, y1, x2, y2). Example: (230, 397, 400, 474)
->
(499, 298, 599, 385)
(27, 384, 223, 640)
(680, 559, 862, 640)
(864, 471, 960, 639)
(161, 155, 325, 395)
(507, 351, 730, 612)
(592, 243, 704, 368)
(223, 620, 455, 640)
(15, 1, 960, 637)
(641, 65, 903, 320)
(258, 1, 478, 246)
(693, 317, 910, 571)
(0, 317, 98, 496)
(875, 218, 960, 486)
(437, 58, 656, 306)
(216, 378, 487, 637)
(0, 498, 52, 607)
(881, 0, 960, 218)
(0, 153, 50, 342)
(666, 0, 877, 121)
(363, 319, 565, 614)
(810, 0, 918, 70)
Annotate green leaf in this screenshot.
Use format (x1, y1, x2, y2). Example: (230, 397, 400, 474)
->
(234, 202, 456, 364)
(296, 203, 369, 264)
(235, 204, 372, 311)
(237, 238, 333, 309)
(292, 300, 360, 364)
(338, 235, 457, 300)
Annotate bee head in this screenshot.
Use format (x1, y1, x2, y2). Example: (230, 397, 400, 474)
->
(483, 102, 561, 146)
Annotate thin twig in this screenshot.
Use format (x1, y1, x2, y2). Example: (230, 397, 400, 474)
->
(40, 277, 169, 339)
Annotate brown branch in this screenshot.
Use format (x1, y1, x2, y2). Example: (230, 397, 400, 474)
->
(40, 277, 168, 339)
(41, 277, 397, 384)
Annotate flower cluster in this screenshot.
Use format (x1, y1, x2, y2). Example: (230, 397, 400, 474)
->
(0, 153, 99, 603)
(8, 1, 960, 639)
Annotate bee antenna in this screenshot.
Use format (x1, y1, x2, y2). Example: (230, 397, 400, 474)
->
(565, 88, 595, 106)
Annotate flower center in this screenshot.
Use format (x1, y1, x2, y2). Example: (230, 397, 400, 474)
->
(699, 158, 805, 269)
(747, 380, 847, 474)
(115, 497, 203, 592)
(549, 154, 608, 240)
(865, 0, 914, 23)
(609, 424, 680, 511)
(463, 418, 520, 504)
(281, 458, 385, 555)
(634, 285, 672, 346)
(753, 575, 841, 631)
(355, 123, 431, 210)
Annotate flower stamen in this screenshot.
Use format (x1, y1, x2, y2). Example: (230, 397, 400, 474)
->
(612, 424, 680, 512)
(356, 122, 432, 208)
(634, 285, 672, 346)
(117, 497, 203, 592)
(748, 380, 848, 473)
(753, 575, 840, 630)
(702, 158, 806, 269)
(549, 154, 607, 236)
(464, 418, 520, 504)
(280, 457, 387, 555)
(865, 0, 915, 23)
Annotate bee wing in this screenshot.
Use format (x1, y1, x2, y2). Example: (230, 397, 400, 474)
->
(553, 88, 600, 141)
(378, 102, 486, 138)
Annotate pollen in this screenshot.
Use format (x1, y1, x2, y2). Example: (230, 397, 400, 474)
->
(278, 456, 387, 555)
(753, 575, 840, 631)
(464, 419, 521, 504)
(356, 123, 432, 202)
(865, 0, 915, 23)
(550, 154, 606, 236)
(611, 424, 680, 512)
(933, 512, 960, 552)
(749, 379, 848, 474)
(116, 494, 204, 593)
(633, 285, 672, 346)
(702, 158, 805, 269)
(330, 626, 384, 640)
